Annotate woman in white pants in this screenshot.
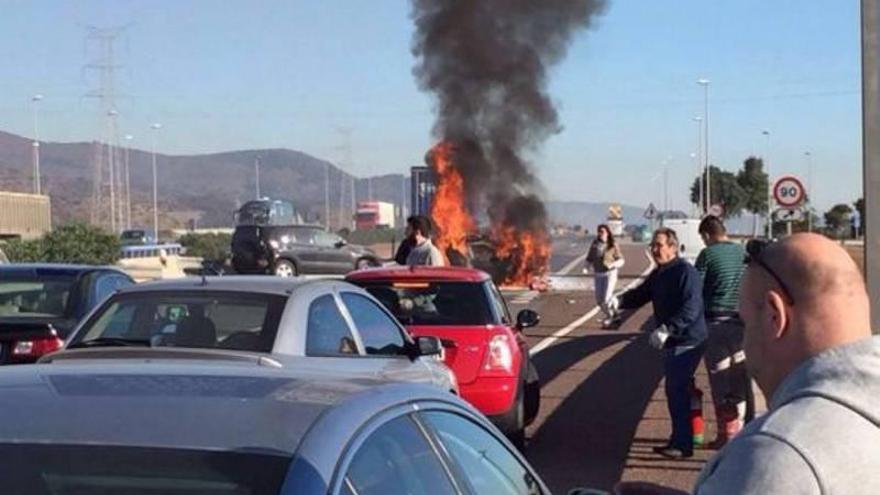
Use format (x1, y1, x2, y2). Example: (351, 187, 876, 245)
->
(586, 224, 625, 328)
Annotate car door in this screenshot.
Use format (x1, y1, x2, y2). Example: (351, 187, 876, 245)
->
(289, 227, 321, 274)
(316, 231, 354, 274)
(338, 291, 434, 384)
(418, 410, 548, 495)
(301, 292, 400, 379)
(338, 414, 460, 495)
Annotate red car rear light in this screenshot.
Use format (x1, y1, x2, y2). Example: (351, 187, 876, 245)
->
(12, 336, 64, 359)
(483, 334, 514, 373)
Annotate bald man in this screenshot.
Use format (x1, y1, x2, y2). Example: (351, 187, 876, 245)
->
(693, 234, 880, 494)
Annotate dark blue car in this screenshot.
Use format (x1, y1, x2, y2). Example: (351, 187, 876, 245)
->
(0, 264, 134, 364)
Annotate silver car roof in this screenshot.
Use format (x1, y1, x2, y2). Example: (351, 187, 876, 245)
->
(117, 275, 349, 296)
(0, 361, 461, 457)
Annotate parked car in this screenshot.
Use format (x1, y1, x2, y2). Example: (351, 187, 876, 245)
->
(232, 223, 381, 276)
(0, 264, 134, 364)
(0, 362, 552, 494)
(119, 228, 157, 246)
(61, 276, 456, 393)
(347, 266, 541, 447)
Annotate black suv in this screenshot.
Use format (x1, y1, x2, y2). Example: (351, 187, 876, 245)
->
(232, 224, 380, 276)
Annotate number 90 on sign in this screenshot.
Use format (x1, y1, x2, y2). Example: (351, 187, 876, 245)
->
(773, 176, 806, 207)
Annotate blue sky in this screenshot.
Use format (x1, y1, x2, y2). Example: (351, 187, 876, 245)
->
(0, 0, 862, 212)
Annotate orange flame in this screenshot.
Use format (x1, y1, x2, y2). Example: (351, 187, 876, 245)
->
(493, 225, 552, 287)
(429, 142, 475, 258)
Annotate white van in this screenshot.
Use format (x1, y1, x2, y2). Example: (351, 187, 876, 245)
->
(660, 218, 705, 264)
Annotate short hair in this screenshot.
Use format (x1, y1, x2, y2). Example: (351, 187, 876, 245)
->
(699, 215, 727, 237)
(407, 215, 432, 237)
(654, 227, 679, 247)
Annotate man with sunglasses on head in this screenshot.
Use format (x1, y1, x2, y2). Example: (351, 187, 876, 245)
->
(611, 227, 708, 459)
(692, 233, 880, 494)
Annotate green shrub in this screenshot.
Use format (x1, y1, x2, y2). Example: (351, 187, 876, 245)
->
(178, 233, 232, 262)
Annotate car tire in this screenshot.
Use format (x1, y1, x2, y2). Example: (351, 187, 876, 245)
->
(274, 259, 298, 278)
(524, 361, 541, 425)
(496, 381, 527, 450)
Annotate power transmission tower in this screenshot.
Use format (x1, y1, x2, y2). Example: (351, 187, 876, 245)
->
(84, 25, 128, 232)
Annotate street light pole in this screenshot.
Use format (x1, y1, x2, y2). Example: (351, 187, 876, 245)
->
(693, 116, 703, 214)
(124, 135, 133, 229)
(255, 155, 261, 199)
(324, 163, 330, 230)
(150, 123, 162, 241)
(763, 130, 772, 238)
(805, 151, 814, 233)
(697, 79, 710, 213)
(31, 94, 43, 195)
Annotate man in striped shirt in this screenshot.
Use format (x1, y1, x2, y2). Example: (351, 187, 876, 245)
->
(696, 216, 754, 449)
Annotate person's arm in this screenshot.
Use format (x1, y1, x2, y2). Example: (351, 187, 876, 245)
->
(430, 246, 447, 267)
(608, 246, 625, 270)
(394, 238, 413, 265)
(695, 250, 708, 279)
(694, 433, 821, 495)
(664, 266, 703, 338)
(619, 270, 654, 310)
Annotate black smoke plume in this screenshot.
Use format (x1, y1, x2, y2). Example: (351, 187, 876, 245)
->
(411, 0, 608, 242)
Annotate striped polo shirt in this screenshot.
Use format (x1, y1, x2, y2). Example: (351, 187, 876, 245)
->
(695, 241, 745, 313)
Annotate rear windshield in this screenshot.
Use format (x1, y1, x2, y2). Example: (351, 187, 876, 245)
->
(0, 276, 76, 318)
(71, 291, 286, 352)
(359, 281, 494, 326)
(0, 444, 290, 495)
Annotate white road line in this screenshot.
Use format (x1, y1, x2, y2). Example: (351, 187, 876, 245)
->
(530, 253, 655, 356)
(555, 253, 587, 276)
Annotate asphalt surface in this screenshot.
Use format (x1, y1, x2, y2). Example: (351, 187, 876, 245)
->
(502, 240, 722, 494)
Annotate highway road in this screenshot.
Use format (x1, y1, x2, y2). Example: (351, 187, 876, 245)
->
(502, 240, 723, 494)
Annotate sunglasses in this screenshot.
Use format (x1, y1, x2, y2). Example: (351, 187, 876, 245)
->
(744, 239, 795, 305)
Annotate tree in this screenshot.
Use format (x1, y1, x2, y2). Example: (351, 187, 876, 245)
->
(178, 233, 232, 263)
(736, 157, 769, 236)
(690, 165, 747, 218)
(824, 204, 853, 238)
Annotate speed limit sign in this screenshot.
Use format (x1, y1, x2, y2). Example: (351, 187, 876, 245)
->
(773, 176, 806, 207)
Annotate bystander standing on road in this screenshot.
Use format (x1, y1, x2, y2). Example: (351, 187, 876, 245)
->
(404, 215, 446, 267)
(612, 228, 707, 459)
(695, 216, 753, 448)
(589, 236, 880, 495)
(587, 224, 625, 328)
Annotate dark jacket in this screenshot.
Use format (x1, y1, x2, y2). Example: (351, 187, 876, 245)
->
(620, 257, 708, 348)
(394, 237, 416, 265)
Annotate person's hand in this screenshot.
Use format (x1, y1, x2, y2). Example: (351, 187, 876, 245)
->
(649, 325, 669, 349)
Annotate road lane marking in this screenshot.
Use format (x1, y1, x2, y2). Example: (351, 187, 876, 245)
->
(555, 253, 587, 276)
(530, 252, 655, 356)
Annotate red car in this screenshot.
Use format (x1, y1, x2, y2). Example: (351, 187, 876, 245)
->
(346, 266, 541, 446)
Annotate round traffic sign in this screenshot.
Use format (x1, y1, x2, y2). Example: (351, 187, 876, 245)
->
(773, 176, 806, 207)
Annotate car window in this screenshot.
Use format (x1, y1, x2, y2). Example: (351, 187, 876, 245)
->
(0, 276, 76, 318)
(486, 282, 512, 325)
(422, 411, 543, 495)
(306, 294, 358, 356)
(295, 228, 318, 245)
(0, 443, 290, 495)
(345, 415, 456, 495)
(73, 292, 286, 352)
(340, 293, 406, 356)
(359, 282, 494, 326)
(93, 274, 132, 306)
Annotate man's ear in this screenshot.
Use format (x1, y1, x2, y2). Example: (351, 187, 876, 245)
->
(766, 290, 789, 340)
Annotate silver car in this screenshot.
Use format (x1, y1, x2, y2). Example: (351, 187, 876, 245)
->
(0, 362, 550, 494)
(58, 276, 456, 393)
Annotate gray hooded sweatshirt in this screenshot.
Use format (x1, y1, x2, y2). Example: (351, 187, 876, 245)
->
(694, 336, 880, 494)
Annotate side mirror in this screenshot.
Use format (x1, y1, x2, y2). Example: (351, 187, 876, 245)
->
(414, 336, 443, 357)
(335, 239, 348, 249)
(516, 309, 540, 330)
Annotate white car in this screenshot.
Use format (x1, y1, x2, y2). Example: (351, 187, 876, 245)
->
(55, 276, 457, 393)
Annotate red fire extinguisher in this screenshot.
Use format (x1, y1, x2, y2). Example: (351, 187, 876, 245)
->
(690, 379, 705, 446)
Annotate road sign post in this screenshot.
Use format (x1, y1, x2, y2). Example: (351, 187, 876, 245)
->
(772, 176, 807, 237)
